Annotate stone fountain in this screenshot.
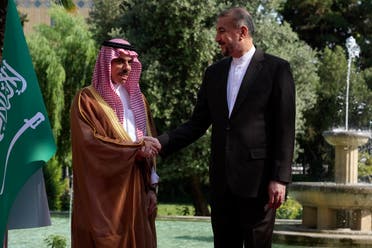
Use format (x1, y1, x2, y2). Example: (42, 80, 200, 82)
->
(291, 130, 371, 231)
(273, 37, 372, 247)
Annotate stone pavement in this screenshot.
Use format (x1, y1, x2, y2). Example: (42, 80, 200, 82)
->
(274, 219, 372, 248)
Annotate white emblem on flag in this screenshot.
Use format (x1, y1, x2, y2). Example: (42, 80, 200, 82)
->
(0, 112, 46, 195)
(0, 60, 27, 141)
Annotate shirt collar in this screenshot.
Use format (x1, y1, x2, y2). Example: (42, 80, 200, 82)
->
(113, 83, 121, 91)
(232, 45, 256, 66)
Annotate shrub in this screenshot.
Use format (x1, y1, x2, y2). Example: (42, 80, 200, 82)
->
(276, 197, 302, 219)
(44, 234, 67, 248)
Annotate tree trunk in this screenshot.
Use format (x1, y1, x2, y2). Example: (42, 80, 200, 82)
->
(0, 0, 7, 61)
(190, 175, 210, 216)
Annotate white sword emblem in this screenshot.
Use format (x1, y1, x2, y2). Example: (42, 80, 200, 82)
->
(0, 112, 45, 195)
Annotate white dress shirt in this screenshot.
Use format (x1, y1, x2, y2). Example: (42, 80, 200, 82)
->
(114, 84, 137, 141)
(114, 84, 159, 184)
(227, 46, 256, 117)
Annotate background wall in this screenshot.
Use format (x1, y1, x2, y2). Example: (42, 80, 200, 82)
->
(15, 0, 93, 34)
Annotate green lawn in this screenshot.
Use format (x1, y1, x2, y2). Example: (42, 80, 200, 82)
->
(7, 202, 303, 247)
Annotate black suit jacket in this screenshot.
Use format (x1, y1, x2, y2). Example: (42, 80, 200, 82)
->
(158, 49, 295, 199)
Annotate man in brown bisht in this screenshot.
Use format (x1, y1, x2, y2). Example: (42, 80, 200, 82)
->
(70, 38, 160, 248)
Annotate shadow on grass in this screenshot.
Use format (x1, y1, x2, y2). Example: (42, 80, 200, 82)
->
(175, 235, 213, 243)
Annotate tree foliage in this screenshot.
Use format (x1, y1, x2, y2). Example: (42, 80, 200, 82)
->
(57, 0, 77, 12)
(87, 0, 124, 43)
(281, 0, 372, 68)
(27, 5, 97, 209)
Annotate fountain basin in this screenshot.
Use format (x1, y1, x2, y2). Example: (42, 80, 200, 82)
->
(290, 182, 372, 208)
(323, 130, 370, 147)
(322, 130, 370, 184)
(289, 182, 372, 231)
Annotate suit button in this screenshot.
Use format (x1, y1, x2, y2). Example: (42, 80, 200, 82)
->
(225, 125, 230, 131)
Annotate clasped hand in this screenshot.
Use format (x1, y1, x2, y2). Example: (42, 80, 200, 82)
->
(137, 136, 161, 159)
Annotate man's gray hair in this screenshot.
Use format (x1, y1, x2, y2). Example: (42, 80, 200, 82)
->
(218, 7, 255, 36)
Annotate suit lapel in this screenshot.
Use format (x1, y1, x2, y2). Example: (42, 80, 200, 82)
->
(217, 57, 232, 119)
(230, 49, 264, 118)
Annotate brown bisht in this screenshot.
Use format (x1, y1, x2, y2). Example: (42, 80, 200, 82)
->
(70, 86, 157, 248)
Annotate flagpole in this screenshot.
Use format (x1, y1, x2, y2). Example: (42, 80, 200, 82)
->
(2, 231, 6, 248)
(0, 0, 7, 61)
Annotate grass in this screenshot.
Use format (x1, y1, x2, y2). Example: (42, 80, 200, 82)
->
(157, 203, 196, 216)
(158, 199, 303, 220)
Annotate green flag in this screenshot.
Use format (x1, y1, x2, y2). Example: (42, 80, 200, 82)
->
(0, 0, 56, 244)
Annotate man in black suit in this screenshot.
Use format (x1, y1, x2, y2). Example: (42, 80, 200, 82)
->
(157, 7, 295, 248)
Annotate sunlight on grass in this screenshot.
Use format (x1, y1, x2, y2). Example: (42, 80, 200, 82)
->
(157, 203, 195, 216)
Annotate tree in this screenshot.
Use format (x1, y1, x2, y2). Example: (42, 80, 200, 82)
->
(87, 0, 124, 43)
(347, 68, 372, 129)
(363, 67, 372, 90)
(298, 46, 347, 179)
(27, 5, 97, 209)
(58, 0, 77, 12)
(281, 0, 372, 68)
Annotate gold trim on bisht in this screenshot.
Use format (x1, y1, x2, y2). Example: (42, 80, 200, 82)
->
(86, 85, 132, 142)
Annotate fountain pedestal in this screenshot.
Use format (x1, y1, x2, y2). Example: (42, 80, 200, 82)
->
(323, 130, 369, 184)
(291, 130, 371, 231)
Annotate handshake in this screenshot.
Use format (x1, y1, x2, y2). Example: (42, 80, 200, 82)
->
(137, 136, 162, 159)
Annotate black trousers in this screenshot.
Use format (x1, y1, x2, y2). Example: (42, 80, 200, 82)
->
(211, 189, 276, 248)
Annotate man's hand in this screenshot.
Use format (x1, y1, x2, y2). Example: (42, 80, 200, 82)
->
(268, 180, 286, 209)
(137, 136, 161, 159)
(147, 190, 157, 215)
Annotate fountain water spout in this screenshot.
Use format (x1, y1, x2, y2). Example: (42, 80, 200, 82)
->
(345, 36, 360, 131)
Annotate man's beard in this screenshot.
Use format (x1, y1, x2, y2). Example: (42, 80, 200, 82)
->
(221, 43, 232, 56)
